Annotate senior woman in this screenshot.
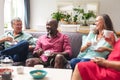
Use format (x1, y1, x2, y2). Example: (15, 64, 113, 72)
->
(70, 14, 117, 70)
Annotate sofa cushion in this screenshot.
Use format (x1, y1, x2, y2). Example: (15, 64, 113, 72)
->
(62, 32, 82, 58)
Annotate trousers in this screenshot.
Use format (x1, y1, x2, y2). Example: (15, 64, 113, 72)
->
(0, 40, 29, 62)
(70, 58, 90, 70)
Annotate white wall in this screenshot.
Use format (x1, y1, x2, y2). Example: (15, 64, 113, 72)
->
(99, 0, 120, 32)
(30, 0, 57, 31)
(0, 0, 4, 35)
(30, 0, 120, 32)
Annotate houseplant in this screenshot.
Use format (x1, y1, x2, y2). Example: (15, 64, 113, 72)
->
(63, 13, 71, 24)
(73, 8, 96, 26)
(51, 11, 65, 22)
(73, 15, 78, 24)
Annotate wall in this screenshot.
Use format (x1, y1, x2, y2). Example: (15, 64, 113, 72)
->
(30, 0, 57, 31)
(0, 0, 4, 36)
(99, 0, 120, 32)
(30, 0, 120, 32)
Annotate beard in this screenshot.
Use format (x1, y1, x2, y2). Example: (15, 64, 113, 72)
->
(47, 29, 57, 37)
(47, 29, 54, 35)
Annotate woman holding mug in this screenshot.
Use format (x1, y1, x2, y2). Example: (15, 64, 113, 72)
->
(70, 14, 117, 70)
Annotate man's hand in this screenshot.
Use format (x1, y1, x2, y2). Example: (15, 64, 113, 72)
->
(29, 45, 35, 52)
(33, 48, 44, 57)
(26, 58, 41, 67)
(4, 36, 13, 42)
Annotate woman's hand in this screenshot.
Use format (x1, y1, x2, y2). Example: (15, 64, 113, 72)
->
(86, 42, 92, 47)
(80, 42, 92, 52)
(104, 33, 115, 47)
(92, 57, 120, 71)
(92, 57, 107, 67)
(94, 46, 109, 52)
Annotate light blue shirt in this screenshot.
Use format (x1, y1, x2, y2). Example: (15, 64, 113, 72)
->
(77, 31, 112, 59)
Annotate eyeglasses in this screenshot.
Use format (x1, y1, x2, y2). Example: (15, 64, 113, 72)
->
(13, 23, 22, 26)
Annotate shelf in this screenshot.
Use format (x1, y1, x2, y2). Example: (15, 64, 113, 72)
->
(59, 24, 80, 32)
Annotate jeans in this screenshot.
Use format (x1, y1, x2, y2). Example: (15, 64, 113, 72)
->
(70, 58, 90, 70)
(0, 40, 29, 62)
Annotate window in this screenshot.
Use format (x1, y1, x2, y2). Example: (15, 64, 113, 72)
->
(57, 1, 99, 25)
(4, 0, 24, 30)
(57, 1, 99, 16)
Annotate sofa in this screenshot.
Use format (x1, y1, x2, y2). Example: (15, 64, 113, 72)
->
(0, 31, 84, 66)
(27, 31, 83, 59)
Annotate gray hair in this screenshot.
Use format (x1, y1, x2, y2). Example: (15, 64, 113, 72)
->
(11, 17, 22, 27)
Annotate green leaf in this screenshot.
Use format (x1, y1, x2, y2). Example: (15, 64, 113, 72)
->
(51, 11, 65, 21)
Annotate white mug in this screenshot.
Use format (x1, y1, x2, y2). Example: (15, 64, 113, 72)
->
(90, 25, 96, 32)
(44, 50, 51, 56)
(103, 30, 113, 38)
(17, 66, 24, 74)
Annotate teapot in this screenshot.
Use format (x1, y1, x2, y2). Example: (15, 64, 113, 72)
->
(0, 55, 13, 67)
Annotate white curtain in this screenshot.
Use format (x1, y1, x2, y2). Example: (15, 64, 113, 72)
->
(0, 0, 4, 35)
(4, 0, 24, 30)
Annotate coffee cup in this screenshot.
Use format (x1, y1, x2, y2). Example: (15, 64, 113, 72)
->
(103, 30, 113, 38)
(91, 41, 97, 50)
(44, 50, 51, 56)
(17, 66, 24, 74)
(90, 25, 96, 32)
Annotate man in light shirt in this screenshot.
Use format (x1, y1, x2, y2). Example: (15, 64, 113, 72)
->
(0, 17, 36, 64)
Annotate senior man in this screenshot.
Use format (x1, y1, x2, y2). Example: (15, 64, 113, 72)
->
(0, 17, 36, 64)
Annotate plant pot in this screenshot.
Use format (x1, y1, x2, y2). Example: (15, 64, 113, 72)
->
(82, 20, 88, 26)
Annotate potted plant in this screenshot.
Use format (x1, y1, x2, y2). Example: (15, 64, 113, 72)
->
(73, 15, 78, 24)
(82, 11, 96, 26)
(51, 11, 65, 22)
(63, 13, 71, 24)
(73, 8, 96, 26)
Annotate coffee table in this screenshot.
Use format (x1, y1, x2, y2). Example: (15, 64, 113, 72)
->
(3, 66, 72, 80)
